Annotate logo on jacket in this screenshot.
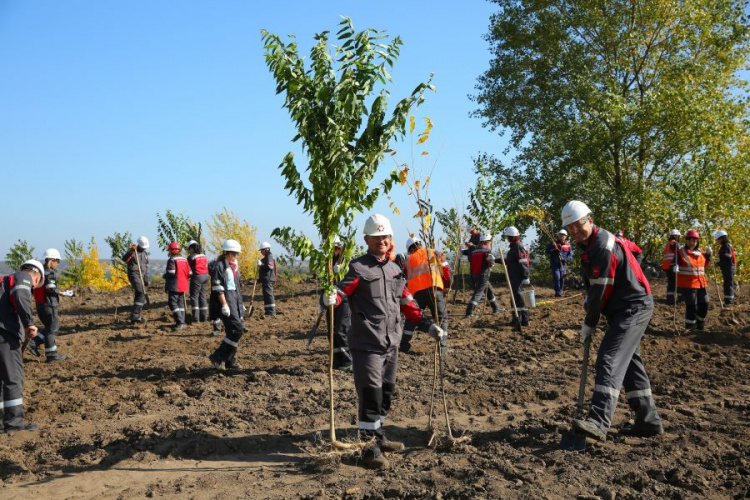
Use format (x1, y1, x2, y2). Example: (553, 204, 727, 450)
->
(592, 266, 600, 278)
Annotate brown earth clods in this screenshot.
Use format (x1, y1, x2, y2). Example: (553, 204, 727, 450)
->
(1, 277, 749, 500)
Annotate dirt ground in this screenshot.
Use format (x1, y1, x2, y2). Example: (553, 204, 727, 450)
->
(1, 275, 748, 500)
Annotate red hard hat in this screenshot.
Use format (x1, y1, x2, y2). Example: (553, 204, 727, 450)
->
(168, 242, 182, 251)
(685, 229, 700, 240)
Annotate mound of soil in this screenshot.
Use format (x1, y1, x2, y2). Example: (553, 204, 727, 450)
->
(1, 277, 748, 499)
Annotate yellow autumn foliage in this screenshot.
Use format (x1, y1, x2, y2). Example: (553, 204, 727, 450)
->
(80, 241, 129, 291)
(205, 207, 261, 279)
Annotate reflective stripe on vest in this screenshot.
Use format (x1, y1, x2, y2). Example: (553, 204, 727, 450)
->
(405, 248, 444, 294)
(676, 248, 707, 289)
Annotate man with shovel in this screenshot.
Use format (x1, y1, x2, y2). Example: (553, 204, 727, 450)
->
(562, 200, 663, 441)
(122, 236, 150, 324)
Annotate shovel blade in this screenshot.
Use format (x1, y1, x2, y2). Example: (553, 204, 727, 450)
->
(559, 430, 587, 452)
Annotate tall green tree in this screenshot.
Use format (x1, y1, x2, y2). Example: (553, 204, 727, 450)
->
(474, 0, 749, 260)
(465, 154, 525, 238)
(4, 240, 34, 270)
(156, 209, 202, 251)
(262, 16, 432, 448)
(104, 231, 133, 273)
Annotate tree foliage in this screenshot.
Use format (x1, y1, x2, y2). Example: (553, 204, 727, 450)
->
(156, 209, 202, 252)
(80, 238, 129, 291)
(474, 0, 749, 269)
(4, 239, 34, 271)
(272, 229, 308, 281)
(58, 239, 84, 288)
(205, 207, 260, 279)
(465, 154, 525, 238)
(104, 231, 132, 273)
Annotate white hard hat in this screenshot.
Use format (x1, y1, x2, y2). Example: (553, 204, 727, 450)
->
(480, 233, 493, 242)
(21, 259, 45, 288)
(43, 248, 61, 260)
(333, 237, 342, 247)
(136, 236, 150, 249)
(713, 230, 728, 240)
(669, 229, 681, 237)
(186, 240, 199, 249)
(561, 200, 592, 227)
(259, 241, 271, 251)
(558, 229, 568, 236)
(222, 239, 242, 253)
(405, 237, 422, 252)
(363, 214, 393, 237)
(503, 226, 520, 237)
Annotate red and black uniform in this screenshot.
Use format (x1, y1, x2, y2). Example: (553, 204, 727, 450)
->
(579, 226, 662, 435)
(546, 239, 573, 296)
(621, 238, 644, 264)
(661, 240, 680, 302)
(676, 246, 710, 330)
(259, 253, 277, 317)
(506, 242, 531, 326)
(188, 252, 210, 321)
(30, 266, 64, 360)
(466, 247, 499, 316)
(122, 248, 149, 322)
(164, 255, 191, 327)
(717, 240, 737, 305)
(209, 258, 244, 368)
(0, 272, 37, 430)
(328, 253, 432, 444)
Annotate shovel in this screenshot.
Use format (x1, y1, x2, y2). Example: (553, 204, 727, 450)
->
(246, 278, 259, 316)
(560, 335, 592, 452)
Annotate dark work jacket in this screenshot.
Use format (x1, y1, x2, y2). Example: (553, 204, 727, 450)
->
(209, 258, 243, 318)
(0, 272, 36, 341)
(123, 248, 149, 282)
(506, 242, 530, 283)
(33, 267, 59, 307)
(259, 253, 277, 283)
(546, 240, 573, 271)
(462, 233, 481, 257)
(718, 241, 737, 273)
(470, 247, 495, 275)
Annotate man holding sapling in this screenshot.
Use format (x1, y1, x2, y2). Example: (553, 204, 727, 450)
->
(322, 214, 446, 469)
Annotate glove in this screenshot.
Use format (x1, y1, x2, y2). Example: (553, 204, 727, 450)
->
(521, 279, 531, 286)
(322, 291, 338, 307)
(332, 264, 340, 274)
(428, 324, 447, 342)
(257, 260, 263, 266)
(61, 290, 74, 297)
(221, 304, 231, 317)
(672, 265, 679, 273)
(704, 247, 712, 257)
(580, 323, 596, 342)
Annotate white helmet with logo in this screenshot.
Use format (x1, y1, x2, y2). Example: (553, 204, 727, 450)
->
(561, 200, 592, 227)
(363, 214, 393, 236)
(503, 226, 520, 237)
(222, 239, 242, 253)
(259, 241, 271, 251)
(136, 236, 150, 249)
(43, 248, 61, 260)
(333, 236, 343, 247)
(558, 229, 568, 236)
(713, 230, 728, 240)
(405, 237, 423, 252)
(480, 233, 493, 242)
(21, 259, 46, 288)
(669, 229, 681, 237)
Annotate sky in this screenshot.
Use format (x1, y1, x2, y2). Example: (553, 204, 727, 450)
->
(0, 0, 514, 260)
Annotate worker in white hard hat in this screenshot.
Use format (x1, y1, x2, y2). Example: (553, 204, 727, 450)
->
(258, 241, 277, 317)
(465, 233, 500, 317)
(713, 230, 737, 305)
(27, 249, 67, 362)
(0, 260, 45, 434)
(122, 236, 150, 324)
(325, 237, 352, 370)
(504, 227, 531, 326)
(661, 230, 682, 303)
(561, 200, 663, 441)
(186, 241, 210, 322)
(321, 214, 445, 469)
(546, 229, 573, 297)
(208, 239, 246, 370)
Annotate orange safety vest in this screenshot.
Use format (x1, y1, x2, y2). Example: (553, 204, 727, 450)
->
(675, 247, 707, 289)
(661, 241, 678, 271)
(404, 247, 444, 294)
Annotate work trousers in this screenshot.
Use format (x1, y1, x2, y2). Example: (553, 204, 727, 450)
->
(34, 304, 61, 359)
(552, 266, 566, 296)
(680, 287, 709, 330)
(469, 272, 497, 308)
(510, 277, 529, 326)
(720, 265, 736, 304)
(0, 329, 24, 430)
(665, 270, 677, 302)
(190, 274, 209, 321)
(324, 302, 352, 368)
(211, 290, 245, 364)
(402, 288, 447, 351)
(128, 274, 146, 321)
(587, 298, 661, 433)
(351, 348, 398, 444)
(168, 291, 186, 326)
(261, 281, 276, 316)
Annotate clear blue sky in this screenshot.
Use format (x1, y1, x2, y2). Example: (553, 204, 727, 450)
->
(1, 1, 512, 259)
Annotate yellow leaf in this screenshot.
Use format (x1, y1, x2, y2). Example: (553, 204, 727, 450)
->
(399, 167, 409, 185)
(417, 135, 428, 145)
(409, 115, 415, 133)
(425, 214, 432, 228)
(420, 151, 429, 156)
(394, 207, 400, 215)
(415, 179, 420, 190)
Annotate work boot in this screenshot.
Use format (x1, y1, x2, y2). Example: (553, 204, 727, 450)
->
(334, 362, 353, 372)
(173, 323, 187, 331)
(490, 300, 500, 314)
(27, 340, 41, 357)
(618, 423, 664, 437)
(6, 423, 40, 436)
(211, 320, 222, 337)
(696, 322, 705, 331)
(464, 302, 476, 318)
(571, 419, 606, 441)
(225, 358, 242, 370)
(208, 352, 224, 370)
(362, 445, 390, 469)
(46, 354, 67, 363)
(379, 439, 405, 452)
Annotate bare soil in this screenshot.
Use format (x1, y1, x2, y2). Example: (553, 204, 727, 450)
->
(1, 276, 749, 499)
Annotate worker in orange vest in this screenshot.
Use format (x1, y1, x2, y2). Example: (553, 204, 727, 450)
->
(674, 229, 711, 331)
(661, 229, 681, 303)
(401, 237, 448, 354)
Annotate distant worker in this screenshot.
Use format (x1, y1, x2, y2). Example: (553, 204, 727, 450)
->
(326, 237, 352, 371)
(615, 230, 644, 264)
(545, 229, 573, 297)
(321, 214, 445, 469)
(465, 233, 500, 317)
(504, 227, 531, 327)
(462, 227, 481, 258)
(187, 240, 210, 322)
(28, 249, 67, 362)
(714, 230, 737, 305)
(258, 242, 277, 318)
(208, 239, 246, 370)
(661, 229, 681, 303)
(675, 229, 711, 331)
(562, 200, 663, 441)
(435, 250, 452, 292)
(122, 236, 150, 324)
(0, 260, 45, 434)
(401, 237, 449, 354)
(164, 242, 191, 331)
